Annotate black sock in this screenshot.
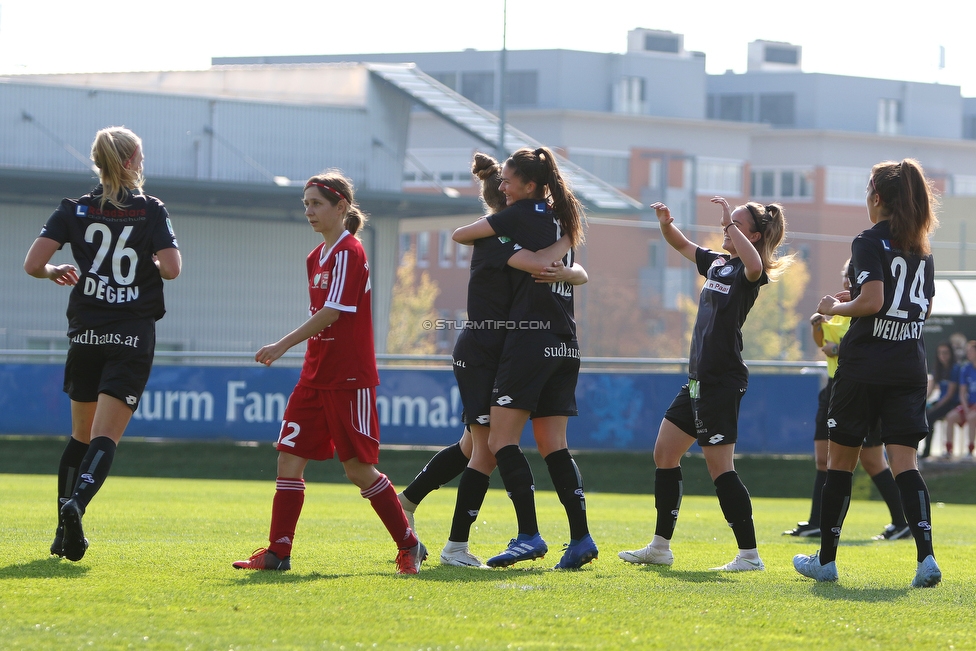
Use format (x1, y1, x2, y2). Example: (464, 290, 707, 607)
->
(714, 471, 756, 550)
(895, 469, 935, 562)
(70, 437, 117, 512)
(494, 445, 538, 536)
(808, 470, 827, 527)
(402, 442, 469, 505)
(448, 468, 490, 543)
(818, 469, 852, 564)
(920, 423, 934, 458)
(654, 467, 683, 540)
(871, 468, 908, 527)
(545, 449, 588, 540)
(58, 437, 90, 519)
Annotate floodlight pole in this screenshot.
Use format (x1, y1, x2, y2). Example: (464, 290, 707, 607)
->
(497, 0, 507, 161)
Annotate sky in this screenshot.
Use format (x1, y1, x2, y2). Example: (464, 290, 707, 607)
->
(1, 0, 973, 95)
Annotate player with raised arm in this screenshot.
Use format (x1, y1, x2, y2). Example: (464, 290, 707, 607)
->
(619, 196, 792, 571)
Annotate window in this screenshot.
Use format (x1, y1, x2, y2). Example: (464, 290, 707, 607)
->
(877, 98, 903, 135)
(964, 116, 976, 140)
(647, 159, 663, 189)
(460, 71, 495, 108)
(429, 72, 457, 91)
(614, 77, 645, 115)
(697, 158, 743, 196)
(438, 230, 453, 268)
(825, 167, 869, 205)
(504, 71, 538, 107)
(765, 46, 799, 65)
(456, 238, 471, 266)
(780, 170, 795, 197)
(751, 168, 814, 201)
(570, 149, 630, 188)
(416, 232, 430, 268)
(435, 309, 453, 352)
(644, 34, 680, 53)
(953, 175, 976, 196)
(26, 335, 69, 351)
(403, 148, 478, 189)
(758, 93, 795, 126)
(707, 94, 754, 122)
(398, 233, 411, 264)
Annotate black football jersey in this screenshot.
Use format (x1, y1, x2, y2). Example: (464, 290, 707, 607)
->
(688, 248, 768, 388)
(487, 200, 576, 337)
(837, 220, 934, 385)
(452, 233, 518, 366)
(38, 186, 179, 334)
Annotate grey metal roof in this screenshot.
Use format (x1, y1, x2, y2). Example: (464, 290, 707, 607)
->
(367, 64, 643, 212)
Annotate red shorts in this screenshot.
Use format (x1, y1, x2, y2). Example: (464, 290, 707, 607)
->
(276, 384, 380, 463)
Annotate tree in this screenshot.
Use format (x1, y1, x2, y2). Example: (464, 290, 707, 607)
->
(386, 249, 440, 355)
(740, 256, 809, 361)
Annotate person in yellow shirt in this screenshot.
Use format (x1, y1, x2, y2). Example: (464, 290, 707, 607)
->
(785, 260, 909, 540)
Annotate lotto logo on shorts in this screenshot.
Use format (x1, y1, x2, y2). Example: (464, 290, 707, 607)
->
(708, 434, 724, 445)
(496, 396, 513, 406)
(476, 415, 490, 425)
(826, 418, 837, 428)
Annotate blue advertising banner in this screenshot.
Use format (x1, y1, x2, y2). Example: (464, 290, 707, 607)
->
(0, 363, 819, 453)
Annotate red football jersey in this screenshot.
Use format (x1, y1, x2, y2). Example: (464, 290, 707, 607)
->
(298, 231, 379, 389)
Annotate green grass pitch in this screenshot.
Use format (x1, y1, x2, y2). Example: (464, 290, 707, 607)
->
(3, 474, 975, 650)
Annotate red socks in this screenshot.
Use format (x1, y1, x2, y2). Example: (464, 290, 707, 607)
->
(362, 474, 418, 549)
(268, 477, 305, 558)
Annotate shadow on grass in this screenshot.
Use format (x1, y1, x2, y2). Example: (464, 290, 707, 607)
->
(624, 565, 734, 583)
(808, 582, 910, 602)
(783, 538, 880, 548)
(416, 564, 552, 583)
(0, 557, 90, 579)
(228, 571, 344, 585)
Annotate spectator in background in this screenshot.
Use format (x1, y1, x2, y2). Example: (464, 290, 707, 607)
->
(920, 341, 959, 459)
(945, 340, 976, 458)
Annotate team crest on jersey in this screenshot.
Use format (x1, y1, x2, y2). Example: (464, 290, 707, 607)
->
(75, 205, 88, 217)
(718, 265, 734, 277)
(313, 272, 329, 289)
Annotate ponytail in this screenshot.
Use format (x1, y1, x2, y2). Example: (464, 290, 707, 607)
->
(506, 146, 586, 247)
(870, 158, 939, 256)
(90, 126, 143, 210)
(744, 201, 794, 280)
(304, 170, 368, 237)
